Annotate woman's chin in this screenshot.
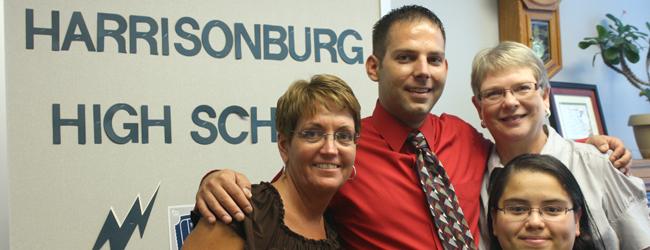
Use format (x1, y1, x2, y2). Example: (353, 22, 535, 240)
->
(300, 166, 352, 190)
(309, 176, 348, 191)
(491, 129, 533, 144)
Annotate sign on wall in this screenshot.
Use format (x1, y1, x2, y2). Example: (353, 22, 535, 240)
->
(6, 1, 379, 249)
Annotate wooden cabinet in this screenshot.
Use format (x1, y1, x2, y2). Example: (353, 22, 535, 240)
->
(498, 0, 562, 77)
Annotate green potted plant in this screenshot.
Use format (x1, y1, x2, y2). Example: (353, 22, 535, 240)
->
(579, 13, 650, 158)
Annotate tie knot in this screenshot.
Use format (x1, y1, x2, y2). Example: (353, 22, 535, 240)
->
(408, 131, 428, 150)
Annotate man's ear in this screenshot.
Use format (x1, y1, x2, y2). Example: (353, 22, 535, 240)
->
(278, 133, 290, 164)
(366, 55, 380, 82)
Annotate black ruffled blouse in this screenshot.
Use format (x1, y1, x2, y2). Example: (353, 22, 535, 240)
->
(229, 182, 341, 250)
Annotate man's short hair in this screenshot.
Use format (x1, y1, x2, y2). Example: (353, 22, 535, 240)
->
(372, 5, 446, 60)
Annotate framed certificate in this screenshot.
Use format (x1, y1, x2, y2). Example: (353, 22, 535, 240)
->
(548, 82, 607, 139)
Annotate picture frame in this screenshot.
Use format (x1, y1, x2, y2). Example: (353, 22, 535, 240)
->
(498, 0, 562, 77)
(548, 82, 608, 139)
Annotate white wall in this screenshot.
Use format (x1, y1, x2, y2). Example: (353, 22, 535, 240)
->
(1, 0, 9, 248)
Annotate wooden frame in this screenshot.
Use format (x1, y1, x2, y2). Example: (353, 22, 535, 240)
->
(498, 0, 562, 77)
(548, 82, 607, 140)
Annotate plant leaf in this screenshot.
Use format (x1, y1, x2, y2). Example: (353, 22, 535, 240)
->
(620, 24, 631, 34)
(603, 47, 620, 63)
(640, 88, 650, 102)
(626, 43, 640, 53)
(624, 43, 640, 63)
(606, 13, 622, 27)
(596, 25, 608, 39)
(579, 41, 596, 49)
(612, 37, 625, 47)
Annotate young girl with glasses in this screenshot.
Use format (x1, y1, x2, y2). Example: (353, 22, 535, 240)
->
(487, 154, 604, 250)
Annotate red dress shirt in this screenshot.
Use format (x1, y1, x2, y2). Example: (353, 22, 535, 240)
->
(328, 102, 490, 249)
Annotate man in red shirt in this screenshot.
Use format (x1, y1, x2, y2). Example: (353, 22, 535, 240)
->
(193, 5, 630, 249)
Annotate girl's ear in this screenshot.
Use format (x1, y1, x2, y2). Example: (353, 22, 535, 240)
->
(574, 208, 582, 237)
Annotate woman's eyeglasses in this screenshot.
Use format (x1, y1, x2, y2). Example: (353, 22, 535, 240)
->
(479, 82, 540, 104)
(495, 205, 574, 222)
(295, 129, 359, 146)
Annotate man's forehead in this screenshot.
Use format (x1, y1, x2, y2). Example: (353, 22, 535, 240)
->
(386, 19, 441, 35)
(384, 20, 445, 49)
(385, 25, 446, 52)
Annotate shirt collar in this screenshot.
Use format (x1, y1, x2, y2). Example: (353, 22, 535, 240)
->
(540, 125, 577, 165)
(486, 146, 503, 177)
(540, 125, 563, 155)
(371, 100, 437, 152)
(488, 125, 558, 175)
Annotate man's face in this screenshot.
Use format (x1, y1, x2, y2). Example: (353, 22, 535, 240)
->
(366, 20, 448, 128)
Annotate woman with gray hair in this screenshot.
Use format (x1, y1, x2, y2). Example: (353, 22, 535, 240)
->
(471, 41, 650, 249)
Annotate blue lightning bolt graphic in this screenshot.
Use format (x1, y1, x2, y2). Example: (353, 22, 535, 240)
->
(92, 184, 160, 250)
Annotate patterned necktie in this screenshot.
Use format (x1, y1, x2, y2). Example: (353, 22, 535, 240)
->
(408, 131, 476, 250)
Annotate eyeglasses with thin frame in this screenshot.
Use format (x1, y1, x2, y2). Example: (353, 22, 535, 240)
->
(295, 129, 359, 146)
(496, 205, 574, 222)
(479, 82, 540, 104)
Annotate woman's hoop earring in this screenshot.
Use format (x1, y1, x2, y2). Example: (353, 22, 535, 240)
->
(545, 108, 551, 119)
(348, 166, 357, 181)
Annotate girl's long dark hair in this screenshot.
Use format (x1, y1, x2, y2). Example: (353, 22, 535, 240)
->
(487, 154, 604, 250)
